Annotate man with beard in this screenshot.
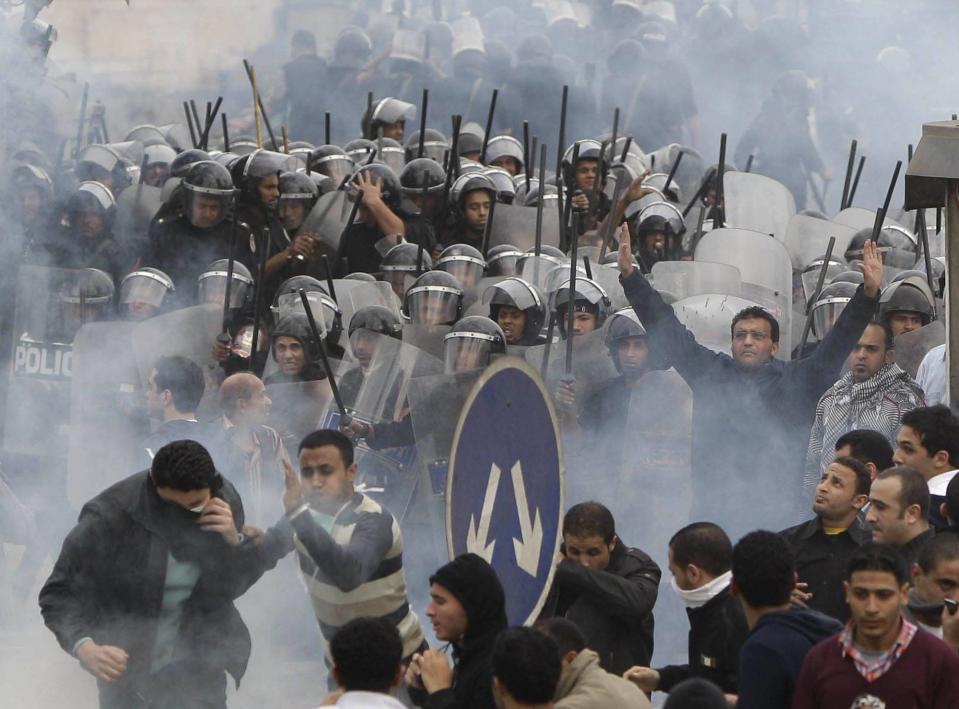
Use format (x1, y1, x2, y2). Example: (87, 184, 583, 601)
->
(39, 440, 264, 709)
(616, 224, 882, 532)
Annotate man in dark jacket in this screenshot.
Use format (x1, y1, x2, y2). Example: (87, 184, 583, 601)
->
(731, 531, 842, 709)
(615, 225, 882, 533)
(540, 502, 661, 675)
(781, 457, 872, 621)
(625, 522, 747, 696)
(39, 440, 265, 709)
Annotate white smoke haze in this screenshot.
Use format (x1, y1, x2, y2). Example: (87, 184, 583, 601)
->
(1, 0, 956, 707)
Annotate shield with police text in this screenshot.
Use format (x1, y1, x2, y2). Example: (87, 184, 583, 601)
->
(447, 356, 564, 625)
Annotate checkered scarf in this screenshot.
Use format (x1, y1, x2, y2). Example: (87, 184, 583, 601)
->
(839, 617, 917, 682)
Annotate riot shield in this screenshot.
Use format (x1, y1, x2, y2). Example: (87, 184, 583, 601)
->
(644, 144, 706, 197)
(893, 320, 945, 379)
(695, 228, 793, 357)
(4, 267, 114, 458)
(66, 321, 145, 508)
(671, 293, 765, 355)
(300, 189, 351, 253)
(722, 171, 796, 243)
(401, 324, 452, 361)
(114, 184, 164, 251)
(832, 207, 908, 233)
(487, 203, 561, 251)
(783, 214, 859, 270)
(589, 263, 630, 311)
(265, 380, 335, 451)
(650, 261, 742, 302)
(131, 303, 222, 384)
(334, 279, 403, 330)
(463, 275, 511, 318)
(524, 330, 618, 413)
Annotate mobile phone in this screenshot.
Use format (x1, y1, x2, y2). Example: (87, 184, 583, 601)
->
(945, 598, 958, 615)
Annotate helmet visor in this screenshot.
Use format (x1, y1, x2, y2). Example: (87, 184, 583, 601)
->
(198, 273, 252, 309)
(407, 288, 459, 325)
(812, 299, 849, 339)
(119, 275, 169, 307)
(184, 189, 231, 228)
(437, 260, 483, 289)
(444, 335, 492, 373)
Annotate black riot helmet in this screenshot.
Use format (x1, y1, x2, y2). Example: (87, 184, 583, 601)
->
(844, 225, 919, 270)
(800, 254, 846, 306)
(273, 277, 343, 345)
(197, 259, 254, 309)
(486, 244, 525, 277)
(272, 275, 326, 314)
(483, 277, 547, 345)
(375, 137, 407, 175)
(443, 316, 506, 373)
(231, 149, 299, 204)
(456, 128, 485, 159)
(331, 25, 373, 69)
(278, 171, 320, 208)
(484, 135, 525, 175)
(552, 277, 611, 338)
(309, 145, 355, 185)
(361, 97, 417, 140)
(380, 242, 433, 298)
(482, 167, 516, 204)
(75, 143, 135, 193)
(436, 243, 486, 289)
(604, 307, 661, 374)
(182, 160, 234, 229)
(810, 281, 858, 339)
(171, 149, 211, 178)
(271, 312, 322, 366)
(349, 162, 402, 210)
(66, 181, 116, 235)
(404, 128, 449, 163)
(404, 270, 463, 325)
(522, 182, 559, 208)
(118, 267, 174, 319)
(348, 305, 403, 339)
(54, 268, 116, 340)
(344, 138, 379, 166)
(450, 173, 496, 216)
(878, 276, 935, 327)
(400, 158, 447, 196)
(561, 139, 606, 190)
(344, 272, 376, 282)
(12, 163, 53, 205)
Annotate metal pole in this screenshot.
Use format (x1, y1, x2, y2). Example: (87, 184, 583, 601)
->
(848, 155, 866, 207)
(714, 133, 727, 229)
(840, 140, 857, 210)
(418, 89, 428, 158)
(298, 290, 349, 419)
(797, 236, 836, 354)
(478, 89, 499, 164)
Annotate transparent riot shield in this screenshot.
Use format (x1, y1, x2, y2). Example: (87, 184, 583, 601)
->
(644, 144, 706, 197)
(131, 303, 222, 384)
(650, 261, 742, 301)
(783, 214, 859, 271)
(832, 207, 909, 233)
(723, 171, 796, 243)
(671, 293, 765, 355)
(487, 202, 561, 251)
(589, 263, 630, 311)
(300, 189, 351, 253)
(66, 321, 145, 508)
(519, 254, 567, 293)
(334, 280, 403, 330)
(4, 267, 114, 458)
(695, 228, 793, 357)
(463, 275, 512, 318)
(265, 380, 335, 452)
(524, 329, 618, 413)
(401, 324, 452, 361)
(893, 320, 945, 379)
(114, 184, 164, 250)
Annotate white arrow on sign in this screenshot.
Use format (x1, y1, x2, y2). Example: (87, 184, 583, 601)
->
(510, 461, 543, 577)
(466, 462, 501, 563)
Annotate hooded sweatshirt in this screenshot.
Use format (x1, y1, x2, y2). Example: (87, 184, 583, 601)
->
(804, 362, 925, 491)
(554, 649, 651, 709)
(735, 608, 842, 709)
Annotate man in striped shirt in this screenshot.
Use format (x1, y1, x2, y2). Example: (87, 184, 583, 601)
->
(261, 429, 426, 668)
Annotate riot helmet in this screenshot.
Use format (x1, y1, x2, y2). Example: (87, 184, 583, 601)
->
(404, 270, 463, 325)
(878, 276, 935, 333)
(552, 277, 611, 338)
(197, 259, 254, 309)
(118, 267, 175, 320)
(349, 163, 402, 210)
(170, 149, 212, 178)
(483, 277, 546, 345)
(404, 128, 449, 163)
(12, 164, 53, 224)
(278, 171, 320, 232)
(482, 167, 516, 204)
(376, 137, 407, 175)
(274, 282, 343, 345)
(309, 145, 355, 185)
(604, 307, 654, 375)
(348, 305, 404, 339)
(456, 128, 485, 160)
(271, 312, 321, 375)
(484, 135, 524, 175)
(142, 144, 177, 187)
(345, 138, 379, 166)
(125, 124, 168, 146)
(76, 143, 138, 193)
(331, 26, 373, 70)
(486, 244, 524, 277)
(54, 268, 116, 341)
(844, 226, 919, 270)
(272, 275, 326, 317)
(443, 316, 506, 373)
(451, 173, 495, 234)
(400, 158, 447, 195)
(361, 97, 417, 141)
(380, 242, 432, 299)
(344, 272, 376, 282)
(182, 160, 234, 229)
(436, 243, 486, 289)
(232, 149, 299, 208)
(66, 181, 116, 238)
(800, 254, 846, 306)
(522, 182, 559, 208)
(811, 281, 858, 339)
(561, 139, 606, 193)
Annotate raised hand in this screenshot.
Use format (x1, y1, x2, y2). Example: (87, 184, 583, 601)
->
(858, 238, 884, 298)
(617, 223, 634, 277)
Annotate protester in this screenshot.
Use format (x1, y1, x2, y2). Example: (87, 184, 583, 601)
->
(866, 466, 934, 565)
(490, 627, 562, 709)
(136, 355, 208, 471)
(834, 429, 896, 482)
(892, 406, 959, 530)
(319, 618, 407, 708)
(904, 533, 959, 647)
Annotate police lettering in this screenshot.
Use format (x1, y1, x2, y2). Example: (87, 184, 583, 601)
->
(14, 343, 73, 379)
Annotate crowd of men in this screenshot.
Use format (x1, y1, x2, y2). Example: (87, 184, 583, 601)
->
(2, 0, 959, 707)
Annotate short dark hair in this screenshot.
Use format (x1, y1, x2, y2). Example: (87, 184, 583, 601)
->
(846, 542, 908, 586)
(876, 466, 930, 518)
(732, 531, 795, 607)
(663, 678, 728, 709)
(835, 429, 895, 472)
(492, 627, 561, 704)
(866, 319, 895, 351)
(153, 356, 205, 413)
(298, 429, 354, 466)
(563, 502, 615, 543)
(917, 532, 959, 574)
(831, 456, 872, 497)
(901, 406, 959, 468)
(533, 617, 586, 656)
(330, 617, 402, 693)
(151, 440, 217, 491)
(947, 474, 959, 526)
(730, 306, 779, 344)
(669, 522, 732, 578)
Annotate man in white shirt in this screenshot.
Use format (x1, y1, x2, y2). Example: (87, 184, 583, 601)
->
(915, 344, 946, 406)
(892, 405, 959, 530)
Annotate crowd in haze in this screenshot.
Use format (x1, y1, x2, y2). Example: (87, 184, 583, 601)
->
(1, 0, 959, 707)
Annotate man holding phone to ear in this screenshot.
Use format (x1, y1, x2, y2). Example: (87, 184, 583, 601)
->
(39, 440, 265, 709)
(903, 533, 959, 649)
